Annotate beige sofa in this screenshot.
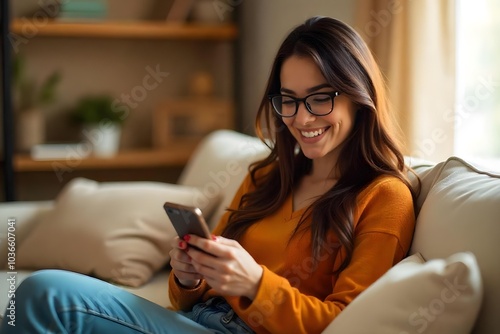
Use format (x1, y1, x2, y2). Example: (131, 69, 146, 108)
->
(1, 129, 499, 334)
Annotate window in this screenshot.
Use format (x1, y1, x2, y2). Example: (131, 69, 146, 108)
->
(455, 0, 500, 170)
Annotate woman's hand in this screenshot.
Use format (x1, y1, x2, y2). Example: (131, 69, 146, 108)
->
(169, 236, 202, 288)
(184, 234, 263, 300)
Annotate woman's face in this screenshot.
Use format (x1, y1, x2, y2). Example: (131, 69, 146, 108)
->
(279, 55, 357, 162)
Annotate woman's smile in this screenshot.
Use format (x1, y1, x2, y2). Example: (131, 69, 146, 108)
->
(300, 126, 330, 139)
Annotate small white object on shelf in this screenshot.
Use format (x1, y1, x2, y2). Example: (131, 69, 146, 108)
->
(30, 143, 91, 160)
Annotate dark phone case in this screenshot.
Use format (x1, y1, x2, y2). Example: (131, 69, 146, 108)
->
(163, 202, 211, 239)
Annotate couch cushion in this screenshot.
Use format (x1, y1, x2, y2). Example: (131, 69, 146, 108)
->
(410, 156, 500, 333)
(0, 201, 53, 269)
(323, 252, 482, 334)
(15, 178, 221, 287)
(404, 156, 438, 215)
(177, 130, 270, 228)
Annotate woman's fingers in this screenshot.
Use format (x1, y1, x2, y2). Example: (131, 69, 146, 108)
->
(184, 234, 240, 258)
(182, 234, 263, 299)
(170, 236, 204, 282)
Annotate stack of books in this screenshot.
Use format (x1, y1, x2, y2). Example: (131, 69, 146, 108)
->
(58, 0, 108, 21)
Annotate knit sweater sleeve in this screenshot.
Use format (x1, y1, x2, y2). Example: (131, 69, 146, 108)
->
(168, 171, 254, 311)
(227, 177, 416, 334)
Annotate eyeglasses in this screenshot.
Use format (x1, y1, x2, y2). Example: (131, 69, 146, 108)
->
(268, 91, 340, 117)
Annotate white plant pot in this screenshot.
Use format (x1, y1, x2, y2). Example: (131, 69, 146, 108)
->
(82, 123, 121, 157)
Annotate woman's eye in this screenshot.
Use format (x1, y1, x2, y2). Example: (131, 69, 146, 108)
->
(312, 97, 330, 103)
(282, 98, 296, 105)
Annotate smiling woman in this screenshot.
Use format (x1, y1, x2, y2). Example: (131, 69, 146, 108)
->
(1, 17, 419, 334)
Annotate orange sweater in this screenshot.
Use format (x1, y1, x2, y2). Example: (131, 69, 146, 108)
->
(169, 170, 415, 334)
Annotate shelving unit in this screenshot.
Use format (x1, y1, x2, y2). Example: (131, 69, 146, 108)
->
(6, 13, 239, 200)
(9, 18, 238, 174)
(10, 19, 238, 40)
(14, 146, 195, 172)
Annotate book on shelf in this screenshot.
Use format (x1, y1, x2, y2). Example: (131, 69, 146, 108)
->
(165, 0, 195, 23)
(57, 0, 108, 21)
(30, 143, 91, 160)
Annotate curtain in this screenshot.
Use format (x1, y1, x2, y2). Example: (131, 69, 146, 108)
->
(354, 0, 456, 162)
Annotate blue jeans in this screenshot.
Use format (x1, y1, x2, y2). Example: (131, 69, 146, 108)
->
(0, 270, 254, 334)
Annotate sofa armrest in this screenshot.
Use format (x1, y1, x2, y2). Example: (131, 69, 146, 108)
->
(0, 201, 53, 268)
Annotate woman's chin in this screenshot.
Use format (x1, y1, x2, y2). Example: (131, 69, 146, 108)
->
(300, 148, 326, 160)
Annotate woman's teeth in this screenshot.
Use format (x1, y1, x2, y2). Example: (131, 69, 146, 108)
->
(301, 128, 325, 138)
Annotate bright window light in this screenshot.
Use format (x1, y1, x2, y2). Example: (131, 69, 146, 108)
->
(455, 0, 500, 170)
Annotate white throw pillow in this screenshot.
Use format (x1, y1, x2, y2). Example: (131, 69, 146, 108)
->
(323, 252, 482, 334)
(16, 178, 221, 287)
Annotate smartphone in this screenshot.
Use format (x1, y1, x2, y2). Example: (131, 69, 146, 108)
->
(163, 202, 211, 240)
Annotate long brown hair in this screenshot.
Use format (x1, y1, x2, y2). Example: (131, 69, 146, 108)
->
(222, 17, 418, 273)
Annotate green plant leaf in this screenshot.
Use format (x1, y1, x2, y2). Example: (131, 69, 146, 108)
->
(19, 80, 35, 111)
(12, 55, 24, 87)
(71, 95, 124, 124)
(12, 54, 61, 111)
(38, 71, 61, 106)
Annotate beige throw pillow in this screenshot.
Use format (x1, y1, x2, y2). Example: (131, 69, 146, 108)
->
(323, 252, 482, 334)
(16, 178, 221, 287)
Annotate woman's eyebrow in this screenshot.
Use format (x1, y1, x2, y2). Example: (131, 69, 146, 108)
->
(280, 83, 331, 95)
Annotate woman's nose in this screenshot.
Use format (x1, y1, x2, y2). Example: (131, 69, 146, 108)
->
(294, 101, 316, 125)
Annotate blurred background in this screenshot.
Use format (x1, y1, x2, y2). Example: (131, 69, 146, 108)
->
(1, 0, 499, 201)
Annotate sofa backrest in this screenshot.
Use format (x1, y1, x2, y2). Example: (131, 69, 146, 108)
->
(410, 156, 500, 334)
(177, 130, 270, 228)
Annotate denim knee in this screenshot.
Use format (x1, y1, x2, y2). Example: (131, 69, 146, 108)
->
(16, 270, 76, 300)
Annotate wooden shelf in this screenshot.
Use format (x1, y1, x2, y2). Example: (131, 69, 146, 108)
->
(10, 19, 238, 40)
(14, 147, 196, 172)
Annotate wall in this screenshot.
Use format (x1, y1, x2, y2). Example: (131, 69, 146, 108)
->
(238, 0, 356, 134)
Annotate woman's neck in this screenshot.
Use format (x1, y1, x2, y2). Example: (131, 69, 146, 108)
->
(293, 153, 340, 211)
(309, 151, 340, 182)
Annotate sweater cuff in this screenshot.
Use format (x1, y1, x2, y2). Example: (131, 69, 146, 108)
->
(173, 275, 203, 290)
(168, 271, 208, 311)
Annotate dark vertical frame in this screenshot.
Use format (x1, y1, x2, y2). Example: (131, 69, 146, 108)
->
(233, 4, 243, 134)
(1, 0, 16, 201)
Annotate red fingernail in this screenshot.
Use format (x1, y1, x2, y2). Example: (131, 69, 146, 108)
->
(211, 234, 217, 241)
(178, 241, 185, 249)
(183, 235, 191, 242)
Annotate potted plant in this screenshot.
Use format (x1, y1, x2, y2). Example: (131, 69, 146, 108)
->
(71, 94, 125, 157)
(13, 55, 61, 152)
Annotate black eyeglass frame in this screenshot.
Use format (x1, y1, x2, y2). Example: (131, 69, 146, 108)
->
(268, 91, 341, 117)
